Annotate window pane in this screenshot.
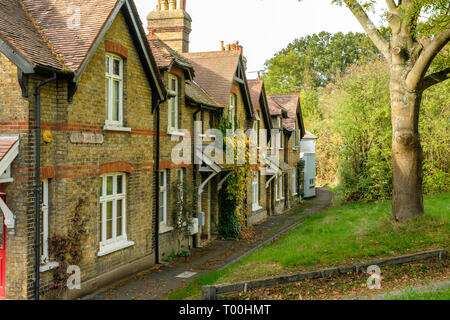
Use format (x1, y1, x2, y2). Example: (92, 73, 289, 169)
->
(105, 78, 110, 117)
(106, 56, 110, 73)
(169, 99, 176, 128)
(160, 172, 165, 187)
(39, 207, 43, 258)
(107, 176, 113, 195)
(170, 78, 177, 91)
(159, 193, 164, 221)
(117, 200, 123, 237)
(106, 201, 113, 240)
(98, 204, 103, 241)
(112, 80, 120, 121)
(117, 175, 123, 194)
(113, 59, 120, 76)
(99, 177, 103, 197)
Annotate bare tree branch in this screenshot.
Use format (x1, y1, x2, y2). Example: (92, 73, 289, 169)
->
(343, 0, 390, 59)
(406, 27, 450, 91)
(385, 0, 398, 13)
(422, 67, 450, 90)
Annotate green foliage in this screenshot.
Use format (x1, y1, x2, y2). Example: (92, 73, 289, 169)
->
(171, 179, 196, 237)
(332, 60, 392, 202)
(163, 250, 177, 263)
(216, 116, 251, 239)
(217, 174, 241, 239)
(178, 250, 191, 258)
(263, 31, 380, 93)
(304, 59, 448, 201)
(168, 193, 450, 299)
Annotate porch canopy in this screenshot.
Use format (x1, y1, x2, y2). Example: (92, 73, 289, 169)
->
(0, 135, 19, 229)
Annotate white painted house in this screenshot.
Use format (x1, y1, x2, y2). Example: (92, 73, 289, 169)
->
(300, 131, 318, 198)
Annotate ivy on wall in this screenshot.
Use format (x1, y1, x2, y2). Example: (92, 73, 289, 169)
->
(216, 116, 251, 239)
(48, 199, 87, 295)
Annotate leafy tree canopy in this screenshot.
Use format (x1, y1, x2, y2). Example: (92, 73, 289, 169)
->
(262, 31, 380, 93)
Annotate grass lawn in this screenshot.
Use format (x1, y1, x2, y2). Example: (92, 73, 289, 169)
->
(168, 193, 449, 300)
(385, 285, 450, 300)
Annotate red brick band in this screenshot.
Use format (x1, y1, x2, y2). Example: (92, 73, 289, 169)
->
(105, 41, 128, 59)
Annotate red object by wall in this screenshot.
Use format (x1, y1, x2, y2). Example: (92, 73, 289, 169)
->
(0, 193, 6, 299)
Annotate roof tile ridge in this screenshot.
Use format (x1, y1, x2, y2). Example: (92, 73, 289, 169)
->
(17, 0, 67, 69)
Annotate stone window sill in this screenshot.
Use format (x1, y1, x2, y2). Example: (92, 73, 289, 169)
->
(97, 240, 135, 257)
(168, 130, 185, 137)
(103, 125, 131, 133)
(159, 224, 174, 234)
(40, 261, 59, 273)
(252, 204, 263, 212)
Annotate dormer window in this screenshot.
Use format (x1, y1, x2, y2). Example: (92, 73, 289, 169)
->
(277, 118, 282, 149)
(168, 74, 179, 133)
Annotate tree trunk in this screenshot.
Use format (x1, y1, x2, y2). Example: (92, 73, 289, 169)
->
(390, 57, 425, 223)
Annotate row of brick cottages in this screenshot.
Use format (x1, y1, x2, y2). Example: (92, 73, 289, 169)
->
(0, 0, 312, 299)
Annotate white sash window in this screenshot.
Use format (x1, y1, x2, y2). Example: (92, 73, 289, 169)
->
(105, 54, 123, 127)
(98, 173, 133, 256)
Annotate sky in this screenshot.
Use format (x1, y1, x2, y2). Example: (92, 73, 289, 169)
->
(134, 0, 384, 79)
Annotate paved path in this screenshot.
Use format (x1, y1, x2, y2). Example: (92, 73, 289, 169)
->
(84, 188, 332, 300)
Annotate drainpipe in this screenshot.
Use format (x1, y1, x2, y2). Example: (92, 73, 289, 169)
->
(34, 73, 57, 300)
(192, 106, 202, 247)
(155, 97, 161, 265)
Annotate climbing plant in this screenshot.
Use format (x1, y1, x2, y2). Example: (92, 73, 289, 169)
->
(216, 116, 251, 239)
(171, 178, 196, 238)
(48, 199, 87, 294)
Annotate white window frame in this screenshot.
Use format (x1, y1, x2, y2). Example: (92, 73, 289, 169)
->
(177, 169, 184, 213)
(252, 120, 260, 147)
(168, 74, 179, 133)
(293, 123, 297, 149)
(105, 54, 124, 127)
(229, 94, 236, 132)
(159, 170, 168, 226)
(275, 176, 279, 201)
(98, 173, 133, 256)
(277, 118, 282, 149)
(279, 174, 284, 200)
(39, 179, 60, 272)
(252, 172, 261, 211)
(292, 168, 297, 196)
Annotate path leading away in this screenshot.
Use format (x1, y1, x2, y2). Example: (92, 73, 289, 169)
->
(84, 188, 333, 300)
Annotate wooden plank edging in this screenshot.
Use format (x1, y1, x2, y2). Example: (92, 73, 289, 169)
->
(202, 249, 447, 300)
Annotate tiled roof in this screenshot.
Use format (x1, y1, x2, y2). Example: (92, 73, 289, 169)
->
(267, 95, 285, 116)
(0, 0, 62, 70)
(185, 80, 221, 108)
(20, 0, 119, 71)
(0, 137, 17, 163)
(248, 79, 263, 114)
(271, 94, 299, 120)
(0, 0, 166, 100)
(271, 94, 301, 132)
(148, 37, 192, 70)
(181, 51, 241, 107)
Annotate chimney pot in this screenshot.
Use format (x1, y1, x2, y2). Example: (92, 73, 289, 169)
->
(220, 41, 225, 51)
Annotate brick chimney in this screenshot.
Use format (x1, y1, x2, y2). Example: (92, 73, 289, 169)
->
(147, 0, 192, 53)
(223, 41, 247, 72)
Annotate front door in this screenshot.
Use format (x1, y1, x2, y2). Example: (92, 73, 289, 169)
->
(0, 193, 6, 299)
